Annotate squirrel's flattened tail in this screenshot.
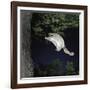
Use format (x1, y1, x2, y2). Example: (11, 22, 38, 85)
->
(63, 47, 74, 56)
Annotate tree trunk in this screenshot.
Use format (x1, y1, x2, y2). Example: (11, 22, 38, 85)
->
(20, 10, 34, 78)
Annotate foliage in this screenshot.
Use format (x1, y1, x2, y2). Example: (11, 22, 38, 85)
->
(34, 59, 64, 77)
(34, 59, 77, 77)
(66, 61, 76, 75)
(31, 12, 79, 39)
(34, 59, 76, 77)
(46, 59, 65, 76)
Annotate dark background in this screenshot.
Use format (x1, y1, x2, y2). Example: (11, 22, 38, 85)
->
(31, 27, 79, 77)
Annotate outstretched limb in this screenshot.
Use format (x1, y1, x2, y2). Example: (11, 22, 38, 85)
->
(63, 47, 74, 56)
